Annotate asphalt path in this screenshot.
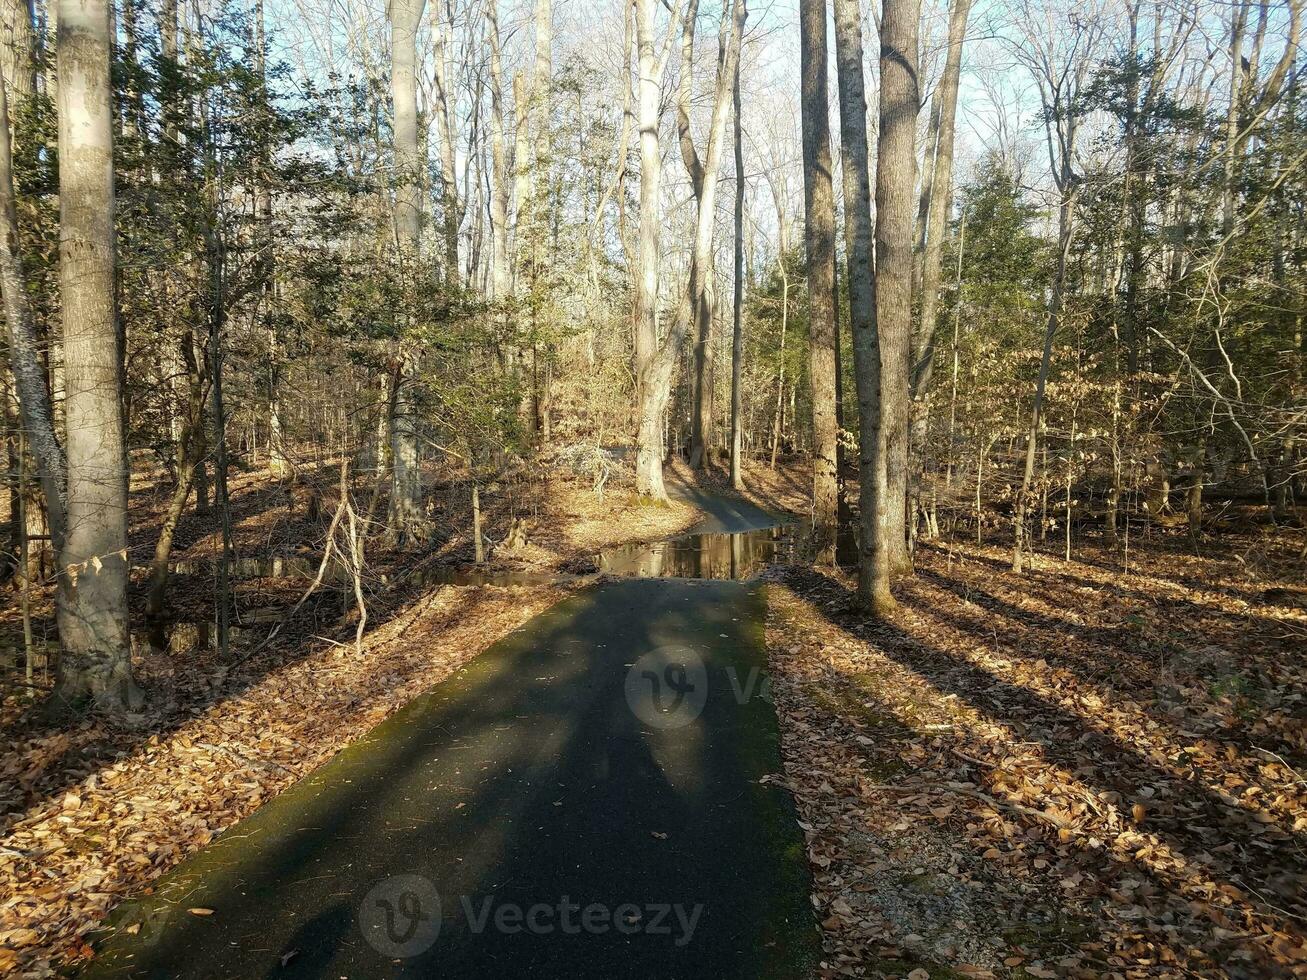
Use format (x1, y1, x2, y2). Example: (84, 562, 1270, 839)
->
(80, 487, 818, 978)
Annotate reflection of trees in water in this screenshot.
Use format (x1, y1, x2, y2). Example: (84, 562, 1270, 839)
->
(599, 529, 788, 580)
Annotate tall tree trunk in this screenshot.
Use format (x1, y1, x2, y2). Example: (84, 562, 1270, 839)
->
(876, 0, 919, 579)
(677, 0, 714, 470)
(632, 0, 685, 499)
(909, 0, 971, 535)
(1, 0, 34, 107)
(485, 0, 512, 374)
(683, 2, 743, 472)
(50, 0, 140, 711)
(387, 0, 427, 546)
(253, 0, 288, 479)
(801, 0, 839, 564)
(1014, 187, 1076, 571)
(512, 71, 532, 289)
(832, 0, 892, 611)
(729, 34, 744, 490)
(431, 0, 459, 280)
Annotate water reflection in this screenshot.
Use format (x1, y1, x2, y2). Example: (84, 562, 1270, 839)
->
(135, 620, 255, 655)
(597, 527, 793, 581)
(164, 557, 319, 578)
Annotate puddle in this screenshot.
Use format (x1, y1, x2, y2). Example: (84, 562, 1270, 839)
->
(135, 619, 258, 655)
(597, 526, 795, 581)
(5, 524, 862, 674)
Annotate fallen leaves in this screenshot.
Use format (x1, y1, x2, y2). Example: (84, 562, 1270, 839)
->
(765, 528, 1307, 978)
(0, 581, 568, 977)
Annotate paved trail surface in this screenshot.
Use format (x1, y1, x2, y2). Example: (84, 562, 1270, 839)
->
(83, 488, 818, 978)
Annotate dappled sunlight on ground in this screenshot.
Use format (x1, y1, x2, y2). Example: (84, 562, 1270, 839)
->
(766, 532, 1307, 977)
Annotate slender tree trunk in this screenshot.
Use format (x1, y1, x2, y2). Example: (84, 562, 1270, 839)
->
(145, 447, 196, 617)
(431, 0, 460, 280)
(50, 0, 140, 711)
(0, 75, 64, 551)
(832, 0, 892, 611)
(729, 48, 745, 490)
(486, 0, 513, 372)
(909, 0, 971, 537)
(252, 0, 288, 480)
(679, 0, 745, 472)
(801, 0, 839, 564)
(387, 0, 427, 546)
(769, 280, 786, 469)
(876, 0, 919, 579)
(1013, 189, 1075, 571)
(678, 0, 715, 470)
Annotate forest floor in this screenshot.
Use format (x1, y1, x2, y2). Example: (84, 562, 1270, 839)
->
(766, 521, 1307, 978)
(2, 454, 1304, 978)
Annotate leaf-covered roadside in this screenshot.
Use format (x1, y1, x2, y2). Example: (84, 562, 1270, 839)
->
(765, 533, 1307, 978)
(0, 581, 568, 978)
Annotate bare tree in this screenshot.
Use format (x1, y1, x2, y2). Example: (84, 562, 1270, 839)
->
(678, 0, 740, 471)
(485, 0, 512, 318)
(430, 0, 461, 280)
(1009, 0, 1103, 571)
(909, 0, 972, 537)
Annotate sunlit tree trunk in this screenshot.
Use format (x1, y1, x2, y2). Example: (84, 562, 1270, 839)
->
(632, 0, 685, 499)
(387, 0, 427, 546)
(430, 0, 460, 280)
(253, 0, 288, 479)
(876, 0, 919, 579)
(729, 26, 745, 490)
(1014, 191, 1073, 570)
(50, 0, 141, 711)
(0, 75, 64, 551)
(0, 0, 34, 105)
(832, 0, 892, 610)
(486, 0, 512, 369)
(909, 0, 971, 540)
(677, 0, 714, 469)
(800, 0, 839, 563)
(681, 0, 744, 471)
